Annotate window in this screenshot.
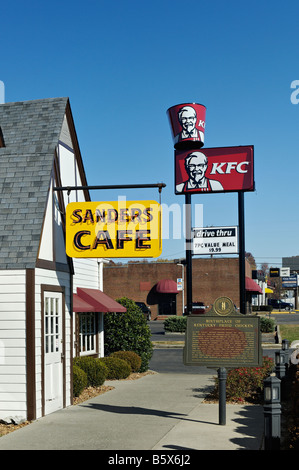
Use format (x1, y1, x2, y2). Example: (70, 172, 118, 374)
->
(45, 296, 60, 354)
(79, 313, 96, 355)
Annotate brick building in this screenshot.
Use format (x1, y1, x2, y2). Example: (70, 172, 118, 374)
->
(103, 257, 258, 320)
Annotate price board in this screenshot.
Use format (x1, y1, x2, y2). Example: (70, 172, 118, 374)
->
(192, 226, 238, 255)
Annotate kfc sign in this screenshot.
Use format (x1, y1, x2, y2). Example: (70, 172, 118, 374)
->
(175, 145, 254, 194)
(167, 103, 206, 150)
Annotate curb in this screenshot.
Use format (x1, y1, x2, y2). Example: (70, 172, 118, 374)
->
(152, 341, 184, 348)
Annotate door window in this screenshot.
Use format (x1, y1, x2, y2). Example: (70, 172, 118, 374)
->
(45, 297, 60, 354)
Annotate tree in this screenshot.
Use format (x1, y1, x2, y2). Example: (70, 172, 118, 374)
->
(104, 297, 153, 372)
(245, 252, 257, 269)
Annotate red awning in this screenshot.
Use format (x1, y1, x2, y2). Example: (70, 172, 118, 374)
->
(73, 288, 127, 313)
(155, 279, 179, 294)
(73, 294, 97, 312)
(245, 277, 263, 294)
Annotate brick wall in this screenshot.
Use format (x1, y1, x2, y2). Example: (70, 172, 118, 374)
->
(103, 258, 252, 320)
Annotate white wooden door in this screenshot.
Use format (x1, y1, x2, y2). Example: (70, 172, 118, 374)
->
(44, 292, 63, 415)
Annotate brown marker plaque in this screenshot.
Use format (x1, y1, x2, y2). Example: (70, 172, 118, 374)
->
(183, 297, 262, 368)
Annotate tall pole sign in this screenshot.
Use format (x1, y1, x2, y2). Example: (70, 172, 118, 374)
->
(167, 102, 255, 314)
(167, 103, 207, 315)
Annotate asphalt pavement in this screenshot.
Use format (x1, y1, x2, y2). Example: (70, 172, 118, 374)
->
(0, 320, 272, 453)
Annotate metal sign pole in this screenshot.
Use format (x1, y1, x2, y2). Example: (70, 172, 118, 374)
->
(218, 367, 227, 425)
(54, 183, 166, 192)
(238, 191, 246, 314)
(185, 193, 193, 315)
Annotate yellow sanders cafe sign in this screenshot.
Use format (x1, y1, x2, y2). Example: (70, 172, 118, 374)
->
(66, 200, 162, 258)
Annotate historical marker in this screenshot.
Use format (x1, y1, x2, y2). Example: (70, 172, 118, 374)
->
(184, 297, 262, 368)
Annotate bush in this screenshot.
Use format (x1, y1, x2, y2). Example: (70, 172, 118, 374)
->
(262, 305, 273, 312)
(73, 356, 107, 387)
(110, 351, 142, 372)
(212, 356, 274, 403)
(104, 297, 153, 372)
(260, 316, 275, 333)
(99, 357, 132, 379)
(253, 305, 273, 312)
(164, 316, 187, 333)
(73, 365, 88, 397)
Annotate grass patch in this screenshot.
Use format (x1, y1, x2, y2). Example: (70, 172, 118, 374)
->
(279, 324, 299, 344)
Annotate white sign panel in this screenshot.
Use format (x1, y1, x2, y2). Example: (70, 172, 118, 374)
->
(193, 226, 238, 255)
(280, 267, 290, 277)
(177, 278, 183, 291)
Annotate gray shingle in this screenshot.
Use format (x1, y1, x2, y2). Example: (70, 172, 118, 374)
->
(0, 97, 69, 269)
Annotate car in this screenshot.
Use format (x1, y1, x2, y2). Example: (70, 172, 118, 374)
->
(267, 299, 293, 310)
(184, 302, 207, 315)
(134, 301, 151, 320)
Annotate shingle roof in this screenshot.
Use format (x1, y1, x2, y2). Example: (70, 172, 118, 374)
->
(0, 97, 69, 269)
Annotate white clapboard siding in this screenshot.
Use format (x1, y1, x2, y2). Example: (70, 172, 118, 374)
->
(0, 270, 27, 420)
(73, 258, 100, 291)
(0, 312, 26, 320)
(0, 347, 25, 357)
(0, 284, 26, 294)
(0, 402, 26, 411)
(0, 338, 25, 348)
(0, 383, 26, 392)
(0, 365, 26, 375)
(0, 375, 26, 384)
(0, 330, 25, 339)
(0, 321, 26, 330)
(0, 392, 27, 402)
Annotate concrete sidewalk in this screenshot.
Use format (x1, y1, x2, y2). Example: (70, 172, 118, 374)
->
(0, 372, 264, 451)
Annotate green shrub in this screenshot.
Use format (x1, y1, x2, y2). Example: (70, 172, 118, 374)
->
(213, 356, 274, 403)
(164, 316, 187, 333)
(104, 297, 153, 372)
(99, 357, 132, 379)
(110, 351, 142, 372)
(73, 365, 88, 397)
(253, 305, 273, 312)
(260, 316, 275, 333)
(73, 356, 107, 387)
(262, 305, 273, 312)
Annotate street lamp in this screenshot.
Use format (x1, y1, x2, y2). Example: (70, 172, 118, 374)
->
(281, 339, 290, 373)
(275, 351, 286, 379)
(263, 375, 281, 450)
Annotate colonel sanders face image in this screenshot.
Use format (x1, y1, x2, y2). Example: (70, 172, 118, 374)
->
(176, 151, 224, 193)
(179, 106, 197, 136)
(186, 151, 207, 184)
(174, 105, 204, 145)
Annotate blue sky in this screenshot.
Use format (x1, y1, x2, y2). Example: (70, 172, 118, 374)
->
(1, 0, 299, 269)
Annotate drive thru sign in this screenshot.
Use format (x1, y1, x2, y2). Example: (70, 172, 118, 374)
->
(66, 200, 162, 258)
(193, 226, 238, 255)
